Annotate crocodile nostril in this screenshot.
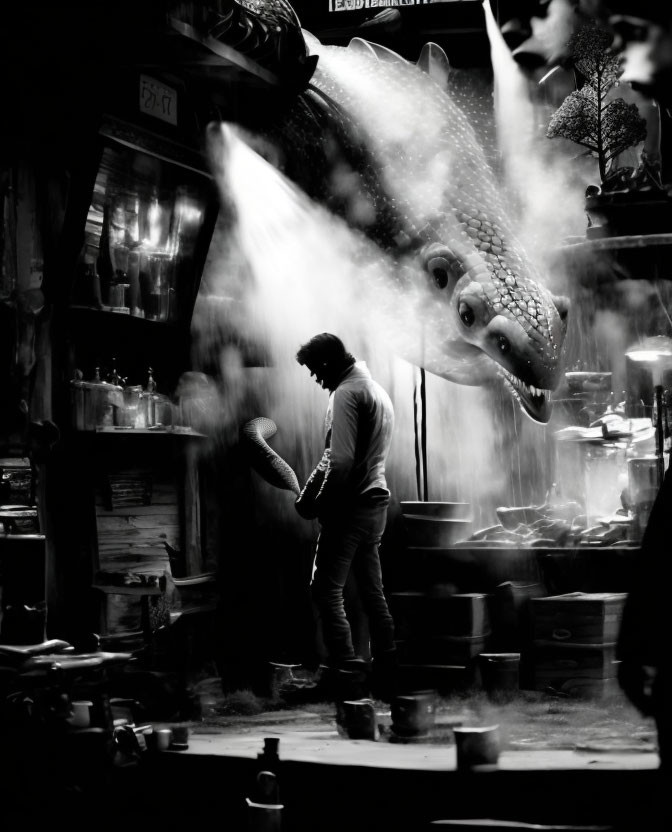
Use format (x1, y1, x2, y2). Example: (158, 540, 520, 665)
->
(497, 335, 511, 354)
(459, 302, 475, 327)
(432, 266, 450, 289)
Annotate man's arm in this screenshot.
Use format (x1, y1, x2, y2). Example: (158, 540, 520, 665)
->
(312, 387, 359, 515)
(295, 388, 359, 519)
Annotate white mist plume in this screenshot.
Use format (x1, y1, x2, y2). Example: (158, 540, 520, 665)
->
(192, 22, 601, 528)
(309, 39, 454, 224)
(527, 0, 580, 65)
(482, 0, 586, 286)
(196, 123, 506, 524)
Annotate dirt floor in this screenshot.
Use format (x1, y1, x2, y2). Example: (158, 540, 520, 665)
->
(183, 677, 659, 758)
(134, 677, 663, 830)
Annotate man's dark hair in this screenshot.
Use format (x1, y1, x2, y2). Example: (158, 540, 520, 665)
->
(296, 333, 356, 371)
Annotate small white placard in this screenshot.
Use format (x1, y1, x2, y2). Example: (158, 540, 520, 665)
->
(139, 75, 178, 126)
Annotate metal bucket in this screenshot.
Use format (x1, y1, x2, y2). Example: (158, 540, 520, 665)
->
(628, 456, 659, 503)
(628, 456, 660, 537)
(478, 653, 520, 701)
(390, 691, 436, 739)
(453, 725, 500, 771)
(117, 385, 143, 428)
(400, 501, 471, 520)
(336, 698, 379, 740)
(71, 380, 122, 430)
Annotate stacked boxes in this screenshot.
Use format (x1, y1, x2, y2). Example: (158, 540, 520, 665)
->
(389, 591, 491, 691)
(527, 592, 627, 697)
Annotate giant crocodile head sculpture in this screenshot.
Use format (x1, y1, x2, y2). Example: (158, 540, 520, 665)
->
(199, 0, 570, 425)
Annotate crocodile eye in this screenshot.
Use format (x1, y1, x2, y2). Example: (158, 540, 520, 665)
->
(497, 335, 511, 354)
(459, 302, 475, 327)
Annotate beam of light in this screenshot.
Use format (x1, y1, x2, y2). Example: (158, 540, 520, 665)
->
(195, 121, 505, 529)
(482, 0, 586, 283)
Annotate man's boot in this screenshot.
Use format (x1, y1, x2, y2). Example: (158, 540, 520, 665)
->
(335, 657, 372, 700)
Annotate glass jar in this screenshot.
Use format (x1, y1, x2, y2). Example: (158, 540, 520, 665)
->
(153, 394, 173, 427)
(118, 385, 142, 428)
(139, 391, 154, 428)
(90, 381, 123, 428)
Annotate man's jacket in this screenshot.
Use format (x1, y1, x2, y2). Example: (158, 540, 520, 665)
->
(296, 361, 394, 519)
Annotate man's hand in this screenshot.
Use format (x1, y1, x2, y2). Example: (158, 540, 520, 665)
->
(295, 450, 331, 519)
(295, 497, 319, 520)
(617, 660, 658, 716)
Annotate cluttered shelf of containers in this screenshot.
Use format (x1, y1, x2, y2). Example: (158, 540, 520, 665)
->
(69, 119, 216, 325)
(70, 363, 211, 437)
(389, 366, 662, 698)
(396, 366, 664, 605)
(63, 122, 220, 439)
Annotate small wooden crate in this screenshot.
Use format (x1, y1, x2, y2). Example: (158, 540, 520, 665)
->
(424, 592, 491, 638)
(529, 592, 627, 645)
(389, 591, 427, 640)
(531, 675, 622, 699)
(390, 592, 490, 639)
(397, 662, 477, 695)
(530, 641, 619, 680)
(396, 634, 491, 665)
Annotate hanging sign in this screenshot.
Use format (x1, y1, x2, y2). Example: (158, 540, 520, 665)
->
(139, 74, 178, 126)
(329, 0, 459, 10)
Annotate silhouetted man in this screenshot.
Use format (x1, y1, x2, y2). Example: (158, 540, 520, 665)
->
(295, 333, 397, 699)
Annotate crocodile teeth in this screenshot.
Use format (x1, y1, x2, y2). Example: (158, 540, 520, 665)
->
(500, 370, 551, 403)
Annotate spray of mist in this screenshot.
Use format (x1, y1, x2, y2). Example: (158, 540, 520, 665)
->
(192, 15, 623, 536)
(483, 0, 586, 282)
(194, 121, 504, 529)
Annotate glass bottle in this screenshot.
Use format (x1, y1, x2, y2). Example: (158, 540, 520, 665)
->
(146, 367, 156, 395)
(97, 203, 114, 306)
(108, 358, 122, 388)
(256, 737, 280, 775)
(144, 367, 157, 427)
(106, 359, 124, 427)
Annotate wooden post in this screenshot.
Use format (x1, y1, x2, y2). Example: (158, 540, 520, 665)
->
(183, 439, 203, 575)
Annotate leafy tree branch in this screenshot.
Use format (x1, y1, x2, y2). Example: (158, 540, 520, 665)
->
(546, 24, 647, 186)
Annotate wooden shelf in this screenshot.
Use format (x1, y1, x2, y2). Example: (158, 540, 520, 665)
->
(170, 572, 218, 617)
(0, 533, 45, 543)
(94, 427, 206, 438)
(66, 304, 184, 335)
(556, 233, 672, 282)
(172, 572, 216, 587)
(560, 233, 672, 255)
(92, 583, 163, 597)
(68, 303, 181, 321)
(169, 605, 216, 623)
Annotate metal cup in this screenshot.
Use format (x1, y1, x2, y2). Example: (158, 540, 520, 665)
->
(453, 725, 500, 771)
(171, 724, 189, 749)
(336, 698, 379, 740)
(150, 727, 173, 752)
(478, 653, 520, 701)
(390, 692, 436, 738)
(68, 700, 93, 729)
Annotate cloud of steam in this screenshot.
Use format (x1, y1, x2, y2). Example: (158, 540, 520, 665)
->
(482, 0, 586, 288)
(528, 0, 580, 66)
(192, 16, 640, 536)
(193, 124, 506, 529)
(307, 37, 455, 226)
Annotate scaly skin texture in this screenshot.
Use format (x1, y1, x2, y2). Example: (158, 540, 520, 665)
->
(205, 2, 570, 424)
(204, 0, 315, 88)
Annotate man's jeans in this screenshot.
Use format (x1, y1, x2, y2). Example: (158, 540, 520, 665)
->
(311, 498, 395, 667)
